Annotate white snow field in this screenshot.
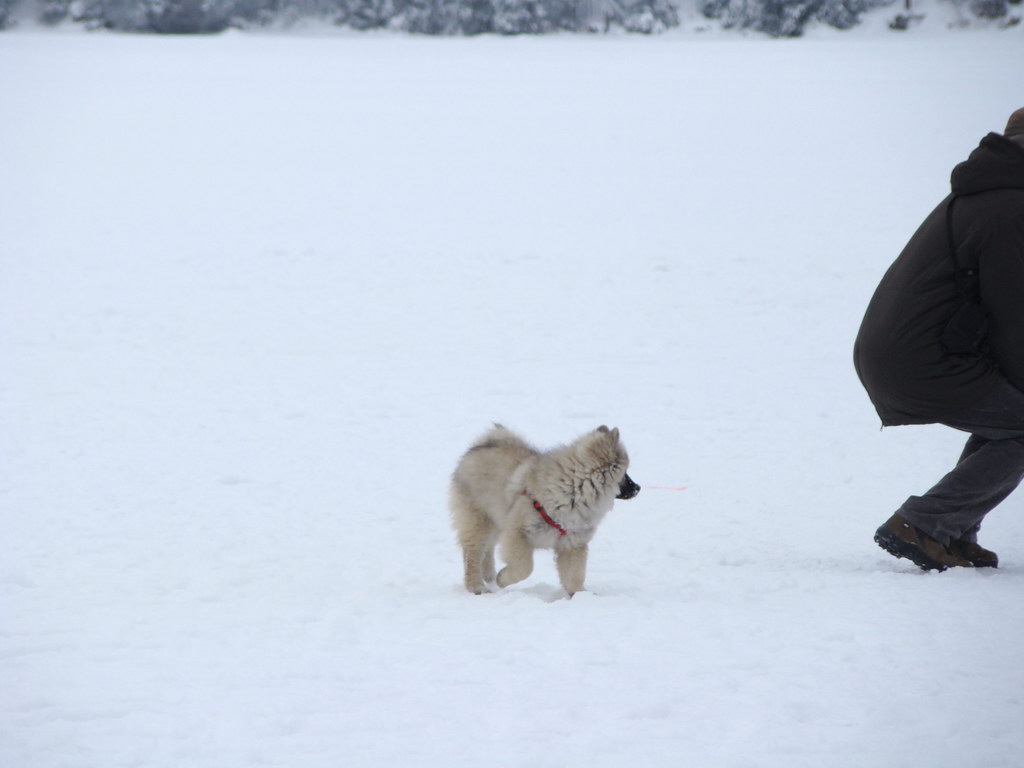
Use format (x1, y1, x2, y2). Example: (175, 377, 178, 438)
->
(3, 28, 1024, 768)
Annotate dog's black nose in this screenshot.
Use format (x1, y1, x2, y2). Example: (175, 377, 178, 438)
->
(617, 473, 640, 500)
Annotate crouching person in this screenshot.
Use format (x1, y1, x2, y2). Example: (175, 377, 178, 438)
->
(854, 108, 1024, 571)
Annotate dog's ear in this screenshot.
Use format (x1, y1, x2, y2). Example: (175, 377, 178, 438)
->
(597, 425, 609, 434)
(610, 427, 620, 442)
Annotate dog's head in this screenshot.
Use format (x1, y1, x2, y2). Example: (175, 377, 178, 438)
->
(588, 426, 640, 501)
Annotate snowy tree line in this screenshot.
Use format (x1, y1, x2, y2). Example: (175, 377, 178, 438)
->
(0, 0, 1018, 35)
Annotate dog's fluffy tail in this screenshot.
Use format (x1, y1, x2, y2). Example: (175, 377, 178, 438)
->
(458, 424, 538, 475)
(467, 423, 517, 451)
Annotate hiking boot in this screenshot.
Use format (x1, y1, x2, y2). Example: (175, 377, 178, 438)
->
(874, 514, 973, 572)
(949, 539, 998, 568)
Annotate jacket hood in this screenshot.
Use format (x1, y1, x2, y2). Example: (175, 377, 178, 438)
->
(951, 132, 1024, 195)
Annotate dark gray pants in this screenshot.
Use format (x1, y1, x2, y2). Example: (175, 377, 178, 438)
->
(897, 378, 1024, 546)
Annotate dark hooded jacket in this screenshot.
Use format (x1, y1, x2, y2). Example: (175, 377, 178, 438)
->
(854, 133, 1024, 426)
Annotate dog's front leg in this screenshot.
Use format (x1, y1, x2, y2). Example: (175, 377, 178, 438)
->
(482, 546, 496, 584)
(496, 529, 534, 588)
(556, 545, 588, 597)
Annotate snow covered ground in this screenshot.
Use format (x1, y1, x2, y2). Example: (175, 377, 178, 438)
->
(2, 29, 1024, 768)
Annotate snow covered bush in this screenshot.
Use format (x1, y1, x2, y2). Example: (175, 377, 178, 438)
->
(967, 0, 1009, 17)
(145, 0, 231, 32)
(700, 0, 892, 35)
(0, 0, 1017, 33)
(583, 0, 679, 31)
(390, 0, 494, 33)
(489, 0, 570, 33)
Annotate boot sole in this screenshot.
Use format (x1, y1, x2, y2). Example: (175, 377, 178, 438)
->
(874, 528, 948, 572)
(962, 555, 998, 568)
